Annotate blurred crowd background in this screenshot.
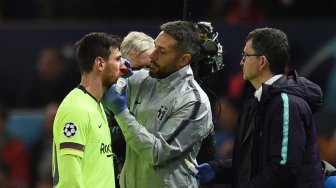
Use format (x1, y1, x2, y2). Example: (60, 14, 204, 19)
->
(0, 0, 336, 187)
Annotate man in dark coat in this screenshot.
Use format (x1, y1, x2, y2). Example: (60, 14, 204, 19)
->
(196, 27, 324, 188)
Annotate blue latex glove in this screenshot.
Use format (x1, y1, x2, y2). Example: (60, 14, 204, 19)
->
(325, 176, 336, 188)
(121, 58, 133, 78)
(196, 163, 215, 183)
(102, 84, 127, 115)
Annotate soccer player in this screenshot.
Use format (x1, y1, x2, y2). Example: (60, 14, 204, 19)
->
(52, 32, 128, 188)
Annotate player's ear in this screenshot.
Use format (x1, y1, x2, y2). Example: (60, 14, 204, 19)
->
(178, 53, 191, 67)
(95, 56, 105, 71)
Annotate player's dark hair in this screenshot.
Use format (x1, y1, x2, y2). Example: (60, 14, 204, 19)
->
(75, 32, 121, 74)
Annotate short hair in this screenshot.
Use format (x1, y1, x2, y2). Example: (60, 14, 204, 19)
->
(160, 20, 201, 59)
(120, 31, 154, 58)
(75, 32, 121, 74)
(246, 27, 290, 75)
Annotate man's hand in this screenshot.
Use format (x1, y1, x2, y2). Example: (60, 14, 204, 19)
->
(121, 58, 133, 78)
(196, 163, 215, 183)
(102, 84, 127, 115)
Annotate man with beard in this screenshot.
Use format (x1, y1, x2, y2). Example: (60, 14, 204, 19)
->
(103, 21, 214, 187)
(53, 32, 129, 188)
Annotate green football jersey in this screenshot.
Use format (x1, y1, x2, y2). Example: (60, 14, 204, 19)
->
(52, 86, 115, 188)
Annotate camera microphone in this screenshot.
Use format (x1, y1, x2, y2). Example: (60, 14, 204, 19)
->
(201, 40, 218, 56)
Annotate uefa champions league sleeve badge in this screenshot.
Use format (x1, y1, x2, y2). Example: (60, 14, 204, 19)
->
(63, 122, 77, 137)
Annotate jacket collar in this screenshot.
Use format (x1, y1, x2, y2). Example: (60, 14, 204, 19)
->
(255, 74, 283, 101)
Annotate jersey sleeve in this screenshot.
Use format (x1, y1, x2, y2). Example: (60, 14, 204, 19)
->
(55, 109, 89, 158)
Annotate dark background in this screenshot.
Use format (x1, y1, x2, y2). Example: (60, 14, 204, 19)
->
(0, 1, 336, 187)
(1, 21, 336, 105)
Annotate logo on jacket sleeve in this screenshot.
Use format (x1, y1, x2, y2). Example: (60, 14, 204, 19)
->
(157, 106, 168, 120)
(63, 122, 77, 137)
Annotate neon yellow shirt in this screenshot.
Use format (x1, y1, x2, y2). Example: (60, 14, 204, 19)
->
(52, 86, 115, 188)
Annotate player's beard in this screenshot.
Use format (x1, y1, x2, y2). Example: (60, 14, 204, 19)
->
(149, 61, 171, 79)
(149, 61, 159, 78)
(103, 75, 117, 90)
